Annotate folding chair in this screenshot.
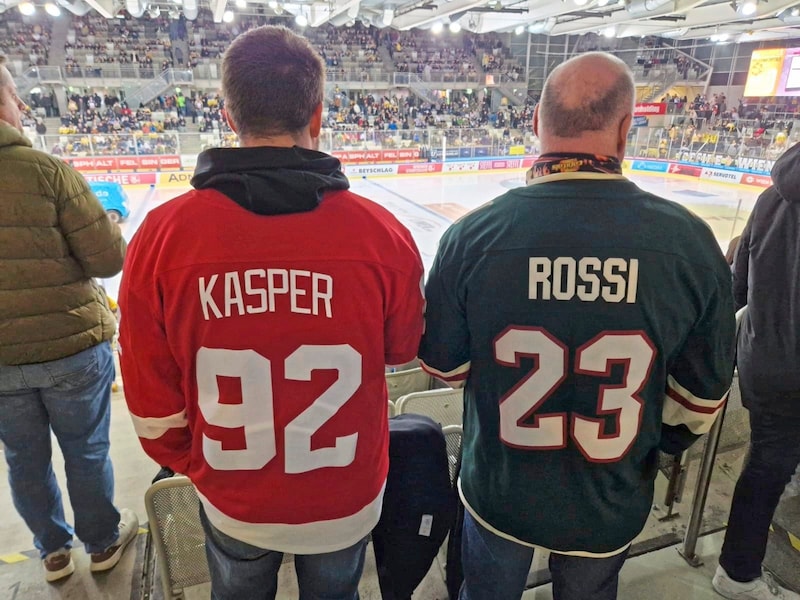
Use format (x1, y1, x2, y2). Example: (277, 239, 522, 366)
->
(145, 476, 211, 600)
(395, 388, 464, 428)
(385, 366, 434, 403)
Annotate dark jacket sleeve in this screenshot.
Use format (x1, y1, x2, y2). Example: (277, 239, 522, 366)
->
(732, 214, 752, 311)
(55, 160, 127, 278)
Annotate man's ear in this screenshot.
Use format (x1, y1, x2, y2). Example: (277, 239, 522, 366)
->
(617, 112, 632, 160)
(222, 108, 238, 134)
(310, 102, 323, 139)
(533, 103, 540, 138)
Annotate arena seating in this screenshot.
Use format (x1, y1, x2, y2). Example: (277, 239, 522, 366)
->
(65, 14, 175, 78)
(0, 12, 52, 75)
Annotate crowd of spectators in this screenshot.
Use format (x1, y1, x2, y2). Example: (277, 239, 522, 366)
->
(41, 88, 237, 155)
(385, 30, 479, 80)
(38, 81, 540, 157)
(0, 13, 52, 69)
(313, 24, 381, 71)
(325, 90, 536, 137)
(641, 90, 796, 164)
(64, 14, 176, 77)
(9, 9, 528, 86)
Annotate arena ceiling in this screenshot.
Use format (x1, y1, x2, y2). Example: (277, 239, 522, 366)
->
(3, 0, 800, 41)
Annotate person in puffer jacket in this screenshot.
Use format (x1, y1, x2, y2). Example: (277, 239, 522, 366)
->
(712, 141, 800, 600)
(0, 55, 138, 584)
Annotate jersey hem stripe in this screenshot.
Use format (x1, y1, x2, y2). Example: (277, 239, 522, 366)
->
(458, 480, 631, 558)
(130, 410, 188, 440)
(419, 359, 471, 382)
(196, 482, 385, 555)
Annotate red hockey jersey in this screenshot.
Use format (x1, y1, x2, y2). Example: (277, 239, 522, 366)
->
(119, 186, 424, 554)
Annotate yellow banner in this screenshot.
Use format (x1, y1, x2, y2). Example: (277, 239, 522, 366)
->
(744, 48, 786, 97)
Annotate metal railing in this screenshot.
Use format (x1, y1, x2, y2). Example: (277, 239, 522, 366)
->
(36, 131, 181, 157)
(393, 71, 483, 86)
(627, 120, 800, 165)
(34, 118, 798, 166)
(16, 66, 65, 96)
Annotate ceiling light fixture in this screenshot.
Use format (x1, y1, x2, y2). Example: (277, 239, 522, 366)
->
(602, 25, 616, 37)
(295, 13, 307, 26)
(740, 0, 757, 15)
(431, 21, 444, 33)
(449, 21, 461, 32)
(45, 2, 61, 15)
(222, 9, 234, 21)
(18, 1, 35, 14)
(268, 0, 277, 7)
(235, 0, 246, 8)
(793, 7, 800, 16)
(382, 7, 394, 25)
(514, 24, 524, 35)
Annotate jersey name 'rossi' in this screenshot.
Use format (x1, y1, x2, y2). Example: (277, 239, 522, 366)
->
(198, 269, 333, 320)
(529, 257, 639, 303)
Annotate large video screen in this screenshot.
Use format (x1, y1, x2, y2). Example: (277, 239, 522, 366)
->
(744, 47, 800, 97)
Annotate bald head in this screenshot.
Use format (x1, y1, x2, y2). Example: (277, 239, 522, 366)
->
(0, 55, 10, 91)
(535, 52, 635, 157)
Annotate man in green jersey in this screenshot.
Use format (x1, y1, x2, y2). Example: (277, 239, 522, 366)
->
(419, 52, 735, 600)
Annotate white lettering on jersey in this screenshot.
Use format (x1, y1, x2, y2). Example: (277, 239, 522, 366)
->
(198, 269, 334, 320)
(528, 257, 639, 303)
(244, 269, 268, 314)
(199, 274, 223, 320)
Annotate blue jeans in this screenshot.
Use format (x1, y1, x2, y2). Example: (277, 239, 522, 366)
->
(460, 511, 629, 600)
(720, 407, 800, 581)
(199, 506, 368, 600)
(0, 343, 120, 558)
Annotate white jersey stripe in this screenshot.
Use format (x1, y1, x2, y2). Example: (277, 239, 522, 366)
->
(662, 392, 726, 434)
(130, 410, 188, 440)
(667, 375, 726, 412)
(197, 482, 385, 554)
(420, 359, 470, 389)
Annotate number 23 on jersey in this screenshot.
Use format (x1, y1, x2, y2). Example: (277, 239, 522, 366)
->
(494, 327, 656, 463)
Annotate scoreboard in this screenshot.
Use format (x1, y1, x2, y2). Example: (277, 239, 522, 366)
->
(744, 47, 800, 97)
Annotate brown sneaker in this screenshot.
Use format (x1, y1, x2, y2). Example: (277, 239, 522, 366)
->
(43, 548, 74, 582)
(90, 508, 140, 572)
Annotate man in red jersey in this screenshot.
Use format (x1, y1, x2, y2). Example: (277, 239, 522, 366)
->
(119, 26, 424, 599)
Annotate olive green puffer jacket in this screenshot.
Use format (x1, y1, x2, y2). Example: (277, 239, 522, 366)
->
(0, 123, 126, 365)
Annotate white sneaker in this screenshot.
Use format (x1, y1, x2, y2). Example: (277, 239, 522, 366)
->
(43, 548, 74, 582)
(713, 565, 800, 599)
(90, 508, 140, 572)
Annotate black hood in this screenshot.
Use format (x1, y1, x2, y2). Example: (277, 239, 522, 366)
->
(191, 145, 349, 215)
(771, 141, 800, 204)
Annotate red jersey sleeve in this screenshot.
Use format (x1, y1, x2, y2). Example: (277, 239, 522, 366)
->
(384, 228, 425, 366)
(118, 220, 193, 475)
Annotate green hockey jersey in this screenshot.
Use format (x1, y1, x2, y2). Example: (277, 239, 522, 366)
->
(418, 171, 735, 556)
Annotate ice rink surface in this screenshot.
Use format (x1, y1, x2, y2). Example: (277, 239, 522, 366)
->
(103, 169, 761, 300)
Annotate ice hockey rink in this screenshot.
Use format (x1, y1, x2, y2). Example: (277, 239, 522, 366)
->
(0, 168, 778, 600)
(98, 168, 761, 301)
